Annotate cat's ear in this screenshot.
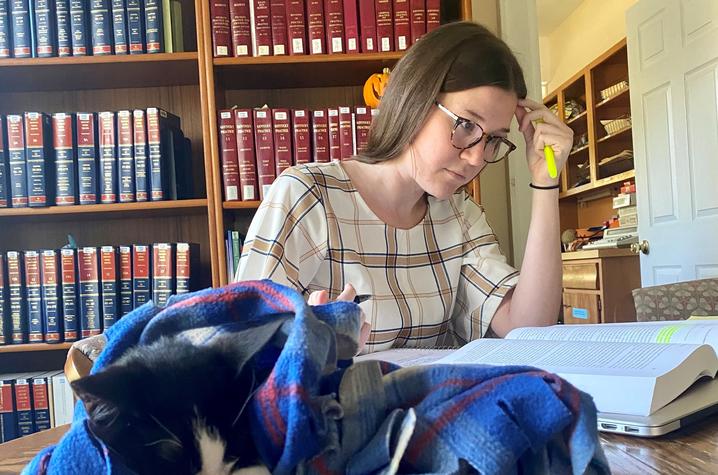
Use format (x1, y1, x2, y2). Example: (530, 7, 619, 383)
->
(71, 365, 142, 416)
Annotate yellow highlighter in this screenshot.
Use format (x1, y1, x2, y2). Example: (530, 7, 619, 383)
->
(534, 119, 558, 179)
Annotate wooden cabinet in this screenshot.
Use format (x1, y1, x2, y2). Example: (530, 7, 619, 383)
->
(561, 249, 641, 325)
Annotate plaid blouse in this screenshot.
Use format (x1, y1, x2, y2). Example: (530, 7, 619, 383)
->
(235, 161, 519, 352)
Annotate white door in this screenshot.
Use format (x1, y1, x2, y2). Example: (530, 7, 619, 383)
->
(627, 0, 718, 286)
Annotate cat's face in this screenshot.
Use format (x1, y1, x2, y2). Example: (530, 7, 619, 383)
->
(72, 338, 270, 475)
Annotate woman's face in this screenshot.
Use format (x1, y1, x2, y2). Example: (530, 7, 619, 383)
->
(409, 86, 518, 200)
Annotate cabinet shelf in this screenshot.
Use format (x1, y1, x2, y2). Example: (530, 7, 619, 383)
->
(597, 126, 632, 143)
(560, 169, 635, 199)
(566, 110, 588, 125)
(0, 52, 200, 93)
(596, 87, 630, 109)
(213, 52, 403, 88)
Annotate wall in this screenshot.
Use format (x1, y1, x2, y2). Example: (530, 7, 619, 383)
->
(541, 0, 638, 93)
(472, 0, 515, 265)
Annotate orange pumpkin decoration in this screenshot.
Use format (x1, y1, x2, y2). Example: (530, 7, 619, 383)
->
(363, 68, 391, 108)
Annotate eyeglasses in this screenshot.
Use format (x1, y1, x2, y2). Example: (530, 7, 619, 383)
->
(434, 101, 516, 163)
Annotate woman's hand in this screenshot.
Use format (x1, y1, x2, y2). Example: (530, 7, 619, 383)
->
(308, 284, 371, 352)
(515, 98, 573, 187)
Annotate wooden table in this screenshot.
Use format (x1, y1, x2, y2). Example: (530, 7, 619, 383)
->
(1, 419, 717, 474)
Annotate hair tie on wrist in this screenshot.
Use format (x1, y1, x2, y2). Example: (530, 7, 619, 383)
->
(529, 183, 560, 190)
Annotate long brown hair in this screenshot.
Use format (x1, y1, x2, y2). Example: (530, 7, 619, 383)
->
(358, 21, 527, 163)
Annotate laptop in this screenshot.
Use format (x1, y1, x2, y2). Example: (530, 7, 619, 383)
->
(597, 377, 718, 437)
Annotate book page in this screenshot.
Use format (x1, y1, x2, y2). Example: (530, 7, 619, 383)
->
(355, 348, 455, 366)
(434, 339, 718, 415)
(506, 322, 718, 353)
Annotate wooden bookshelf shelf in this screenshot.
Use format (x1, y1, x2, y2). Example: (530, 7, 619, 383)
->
(597, 126, 632, 143)
(0, 343, 72, 354)
(569, 144, 590, 156)
(566, 110, 588, 125)
(596, 87, 630, 109)
(0, 199, 208, 220)
(0, 52, 199, 93)
(223, 201, 262, 210)
(213, 52, 404, 88)
(560, 169, 635, 199)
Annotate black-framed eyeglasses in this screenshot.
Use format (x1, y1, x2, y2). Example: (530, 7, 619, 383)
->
(434, 101, 517, 164)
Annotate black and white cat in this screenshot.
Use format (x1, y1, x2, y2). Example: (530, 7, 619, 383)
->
(72, 336, 271, 475)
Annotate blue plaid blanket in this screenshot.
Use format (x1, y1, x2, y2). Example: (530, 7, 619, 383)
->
(24, 280, 610, 474)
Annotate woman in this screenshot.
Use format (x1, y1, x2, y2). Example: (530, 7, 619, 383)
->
(235, 22, 572, 353)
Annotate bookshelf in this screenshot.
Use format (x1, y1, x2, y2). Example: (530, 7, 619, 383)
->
(543, 39, 634, 233)
(0, 0, 214, 366)
(202, 0, 475, 286)
(0, 0, 476, 364)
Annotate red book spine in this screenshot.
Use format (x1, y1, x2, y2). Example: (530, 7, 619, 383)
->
(354, 106, 372, 153)
(132, 110, 149, 202)
(40, 250, 61, 343)
(338, 106, 353, 160)
(78, 247, 102, 338)
(24, 251, 43, 342)
(151, 243, 174, 307)
(98, 111, 117, 204)
(132, 245, 151, 308)
(311, 110, 329, 162)
(24, 112, 51, 207)
(410, 0, 425, 44)
(234, 109, 259, 201)
(211, 0, 233, 56)
(272, 108, 293, 176)
(324, 0, 344, 53)
(327, 108, 340, 161)
(426, 0, 439, 33)
(359, 0, 377, 52)
(343, 0, 359, 52)
(292, 109, 312, 165)
(175, 243, 192, 293)
(393, 0, 410, 51)
(375, 0, 394, 51)
(229, 0, 252, 56)
(306, 0, 325, 54)
(7, 116, 28, 207)
(270, 0, 288, 55)
(53, 113, 76, 206)
(286, 0, 306, 55)
(117, 110, 135, 203)
(60, 249, 78, 341)
(251, 0, 272, 56)
(219, 110, 240, 201)
(253, 109, 276, 200)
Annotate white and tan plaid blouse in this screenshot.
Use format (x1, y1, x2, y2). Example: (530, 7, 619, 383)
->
(235, 161, 519, 352)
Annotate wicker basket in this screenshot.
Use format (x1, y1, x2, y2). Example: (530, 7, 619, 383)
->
(600, 80, 629, 101)
(600, 116, 632, 135)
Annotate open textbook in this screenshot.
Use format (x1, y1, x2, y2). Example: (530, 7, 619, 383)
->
(357, 320, 718, 417)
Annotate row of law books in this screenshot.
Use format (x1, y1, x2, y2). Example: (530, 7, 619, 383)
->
(0, 243, 199, 345)
(0, 109, 193, 209)
(0, 371, 75, 443)
(218, 105, 375, 201)
(210, 0, 441, 57)
(0, 0, 191, 59)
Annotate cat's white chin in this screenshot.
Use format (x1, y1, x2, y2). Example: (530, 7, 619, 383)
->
(232, 466, 271, 475)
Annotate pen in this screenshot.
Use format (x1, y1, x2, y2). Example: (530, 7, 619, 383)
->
(534, 118, 558, 179)
(353, 294, 371, 304)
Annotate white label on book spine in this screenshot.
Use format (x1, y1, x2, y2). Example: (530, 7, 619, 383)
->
(332, 37, 342, 52)
(295, 110, 305, 117)
(226, 186, 238, 201)
(314, 110, 325, 117)
(217, 46, 228, 56)
(381, 37, 390, 51)
(367, 38, 374, 50)
(243, 186, 255, 200)
(274, 44, 285, 55)
(399, 36, 407, 50)
(258, 45, 270, 55)
(262, 184, 271, 197)
(220, 111, 232, 119)
(348, 38, 356, 51)
(275, 111, 287, 120)
(238, 111, 249, 118)
(292, 38, 303, 53)
(236, 45, 248, 56)
(312, 39, 322, 54)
